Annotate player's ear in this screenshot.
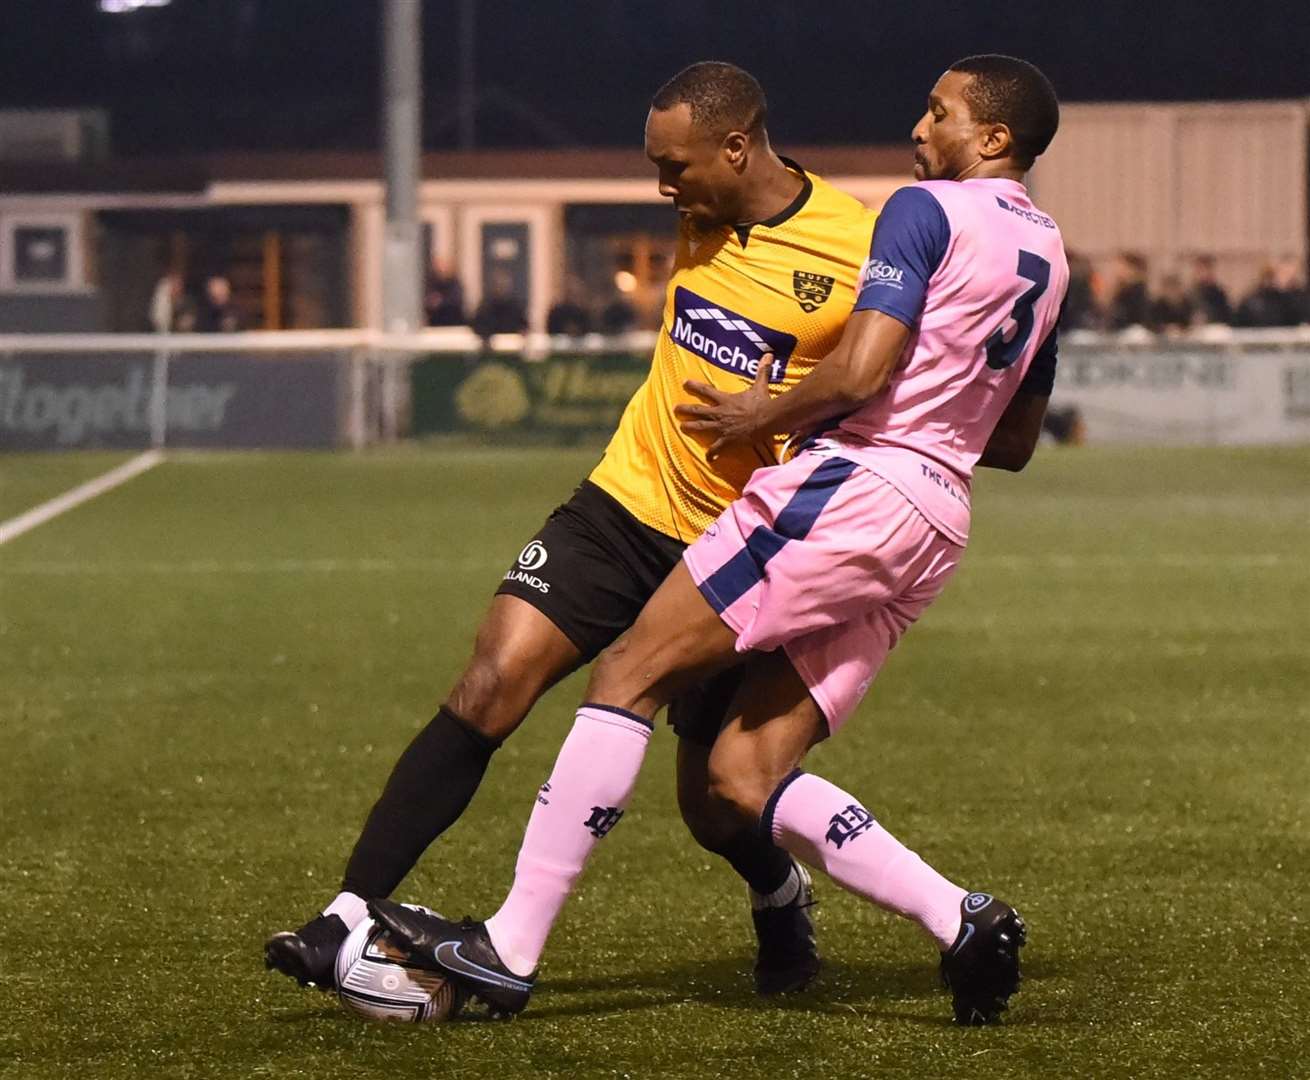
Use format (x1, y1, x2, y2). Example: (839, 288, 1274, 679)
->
(721, 130, 749, 170)
(978, 122, 1013, 161)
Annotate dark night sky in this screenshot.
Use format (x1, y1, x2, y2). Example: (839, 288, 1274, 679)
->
(2, 0, 1309, 156)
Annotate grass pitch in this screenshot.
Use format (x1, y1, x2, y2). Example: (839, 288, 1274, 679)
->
(1, 444, 1306, 1079)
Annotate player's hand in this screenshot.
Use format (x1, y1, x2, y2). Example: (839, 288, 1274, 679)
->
(675, 352, 774, 459)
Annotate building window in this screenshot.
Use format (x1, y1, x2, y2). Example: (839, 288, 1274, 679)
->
(1, 213, 87, 292)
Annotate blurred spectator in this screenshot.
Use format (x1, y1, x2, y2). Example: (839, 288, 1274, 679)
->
(598, 296, 637, 335)
(1149, 275, 1193, 335)
(1272, 258, 1309, 325)
(546, 277, 592, 337)
(424, 258, 466, 326)
(148, 270, 195, 332)
(1234, 261, 1309, 327)
(1062, 251, 1102, 330)
(1042, 405, 1084, 445)
(1108, 252, 1151, 330)
(195, 274, 241, 332)
(1187, 255, 1232, 325)
(1235, 264, 1283, 326)
(472, 270, 528, 340)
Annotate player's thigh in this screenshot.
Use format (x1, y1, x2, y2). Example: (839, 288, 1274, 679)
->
(447, 594, 583, 739)
(454, 481, 683, 738)
(705, 652, 828, 821)
(585, 560, 743, 715)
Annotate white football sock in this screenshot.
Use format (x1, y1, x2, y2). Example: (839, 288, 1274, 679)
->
(324, 890, 369, 931)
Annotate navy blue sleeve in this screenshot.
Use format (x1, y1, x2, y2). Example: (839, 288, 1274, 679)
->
(1019, 323, 1059, 396)
(853, 185, 951, 326)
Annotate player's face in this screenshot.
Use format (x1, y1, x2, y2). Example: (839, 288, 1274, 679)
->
(911, 71, 984, 181)
(645, 105, 742, 229)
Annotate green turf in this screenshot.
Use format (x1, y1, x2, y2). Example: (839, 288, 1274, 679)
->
(0, 451, 137, 521)
(1, 445, 1306, 1079)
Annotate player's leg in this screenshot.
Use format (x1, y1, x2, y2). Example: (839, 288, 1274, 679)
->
(704, 652, 967, 944)
(366, 455, 873, 1007)
(475, 562, 741, 970)
(264, 594, 582, 989)
(367, 560, 745, 1012)
(709, 639, 1024, 1024)
(265, 482, 651, 991)
(672, 670, 820, 995)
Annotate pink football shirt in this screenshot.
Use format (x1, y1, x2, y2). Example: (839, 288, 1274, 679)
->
(813, 178, 1069, 543)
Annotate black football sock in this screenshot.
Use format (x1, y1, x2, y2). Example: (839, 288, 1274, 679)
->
(716, 827, 796, 900)
(341, 706, 500, 899)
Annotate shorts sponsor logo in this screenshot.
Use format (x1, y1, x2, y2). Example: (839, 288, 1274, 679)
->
(503, 569, 550, 594)
(670, 286, 796, 384)
(504, 541, 550, 591)
(518, 540, 548, 571)
(858, 257, 905, 293)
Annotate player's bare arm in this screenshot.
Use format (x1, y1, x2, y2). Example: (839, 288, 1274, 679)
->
(675, 308, 910, 457)
(978, 389, 1049, 471)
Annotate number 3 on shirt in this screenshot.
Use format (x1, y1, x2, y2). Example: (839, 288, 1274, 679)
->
(985, 250, 1051, 370)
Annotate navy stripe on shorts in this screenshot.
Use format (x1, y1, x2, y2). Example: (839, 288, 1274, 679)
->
(697, 456, 858, 615)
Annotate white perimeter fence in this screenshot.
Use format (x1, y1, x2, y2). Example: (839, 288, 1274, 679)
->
(1, 328, 1309, 450)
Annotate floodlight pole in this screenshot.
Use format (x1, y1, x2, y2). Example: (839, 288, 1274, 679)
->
(382, 0, 423, 336)
(380, 0, 423, 441)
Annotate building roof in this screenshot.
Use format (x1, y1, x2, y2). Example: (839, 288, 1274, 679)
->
(1, 145, 911, 194)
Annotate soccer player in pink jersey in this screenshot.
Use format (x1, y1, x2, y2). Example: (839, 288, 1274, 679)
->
(373, 55, 1068, 1026)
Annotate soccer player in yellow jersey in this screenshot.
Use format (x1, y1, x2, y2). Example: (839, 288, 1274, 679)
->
(265, 61, 877, 998)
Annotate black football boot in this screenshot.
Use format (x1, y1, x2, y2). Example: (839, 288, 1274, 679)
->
(264, 912, 349, 991)
(939, 891, 1027, 1025)
(367, 898, 535, 1017)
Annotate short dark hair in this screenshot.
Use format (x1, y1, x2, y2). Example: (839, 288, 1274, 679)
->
(651, 61, 767, 138)
(948, 54, 1059, 167)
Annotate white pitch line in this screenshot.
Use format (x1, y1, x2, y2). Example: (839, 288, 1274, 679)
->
(0, 450, 165, 548)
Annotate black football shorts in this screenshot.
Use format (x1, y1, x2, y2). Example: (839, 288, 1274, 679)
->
(494, 479, 740, 747)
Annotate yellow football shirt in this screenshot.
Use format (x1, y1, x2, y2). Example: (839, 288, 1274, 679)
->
(589, 162, 878, 542)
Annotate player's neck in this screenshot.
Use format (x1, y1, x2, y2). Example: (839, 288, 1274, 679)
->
(735, 151, 805, 226)
(958, 159, 1027, 184)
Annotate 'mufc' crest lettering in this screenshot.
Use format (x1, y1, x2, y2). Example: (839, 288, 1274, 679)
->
(671, 286, 796, 384)
(793, 270, 835, 313)
(584, 805, 624, 838)
(824, 804, 875, 849)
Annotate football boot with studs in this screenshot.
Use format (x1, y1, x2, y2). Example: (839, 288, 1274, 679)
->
(367, 898, 536, 1018)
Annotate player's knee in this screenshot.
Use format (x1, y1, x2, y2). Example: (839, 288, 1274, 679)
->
(705, 758, 771, 827)
(678, 774, 738, 853)
(447, 651, 537, 741)
(585, 636, 642, 705)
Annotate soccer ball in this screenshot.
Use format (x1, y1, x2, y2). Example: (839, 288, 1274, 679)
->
(334, 906, 465, 1023)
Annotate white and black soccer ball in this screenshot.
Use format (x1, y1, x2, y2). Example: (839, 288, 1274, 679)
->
(334, 906, 465, 1023)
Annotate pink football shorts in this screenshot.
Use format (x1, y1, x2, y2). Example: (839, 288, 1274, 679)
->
(683, 451, 962, 730)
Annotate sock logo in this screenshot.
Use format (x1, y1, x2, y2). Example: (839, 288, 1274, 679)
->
(824, 804, 875, 849)
(583, 805, 624, 838)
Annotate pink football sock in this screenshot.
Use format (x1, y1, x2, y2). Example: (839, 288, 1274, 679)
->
(484, 705, 652, 976)
(765, 770, 966, 950)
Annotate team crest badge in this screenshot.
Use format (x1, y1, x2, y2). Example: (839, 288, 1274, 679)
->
(793, 270, 834, 313)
